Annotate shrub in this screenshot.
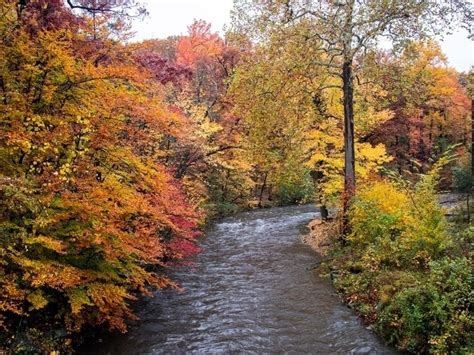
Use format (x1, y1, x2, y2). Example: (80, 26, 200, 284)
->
(349, 177, 450, 270)
(452, 163, 473, 223)
(330, 163, 473, 353)
(377, 257, 474, 353)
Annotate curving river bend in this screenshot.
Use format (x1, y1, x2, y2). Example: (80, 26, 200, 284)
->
(90, 205, 394, 354)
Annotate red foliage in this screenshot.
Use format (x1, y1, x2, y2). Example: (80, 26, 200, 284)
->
(135, 51, 192, 85)
(20, 0, 79, 32)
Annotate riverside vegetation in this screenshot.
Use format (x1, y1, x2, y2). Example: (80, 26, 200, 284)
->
(316, 158, 473, 353)
(0, 0, 473, 353)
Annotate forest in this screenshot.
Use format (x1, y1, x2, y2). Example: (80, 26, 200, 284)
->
(0, 0, 472, 353)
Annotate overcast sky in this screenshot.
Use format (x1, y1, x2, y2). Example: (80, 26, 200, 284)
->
(132, 0, 473, 72)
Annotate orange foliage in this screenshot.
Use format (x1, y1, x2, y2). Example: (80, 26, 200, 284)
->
(0, 0, 201, 346)
(176, 20, 225, 67)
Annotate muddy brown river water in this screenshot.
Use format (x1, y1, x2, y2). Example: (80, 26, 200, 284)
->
(85, 205, 394, 354)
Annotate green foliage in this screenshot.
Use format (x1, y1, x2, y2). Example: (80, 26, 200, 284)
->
(452, 163, 473, 194)
(451, 161, 473, 223)
(378, 257, 474, 353)
(274, 168, 315, 206)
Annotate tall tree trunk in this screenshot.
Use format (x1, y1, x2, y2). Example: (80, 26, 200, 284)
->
(341, 0, 355, 235)
(342, 60, 356, 233)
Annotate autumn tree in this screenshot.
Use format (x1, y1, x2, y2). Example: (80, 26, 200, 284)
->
(144, 21, 250, 215)
(232, 0, 472, 229)
(362, 41, 471, 178)
(0, 0, 200, 350)
(230, 20, 391, 210)
(176, 20, 239, 122)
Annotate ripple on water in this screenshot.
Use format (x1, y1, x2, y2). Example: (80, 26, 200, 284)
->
(81, 205, 395, 355)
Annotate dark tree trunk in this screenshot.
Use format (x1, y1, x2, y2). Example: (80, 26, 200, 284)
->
(258, 172, 268, 208)
(342, 60, 356, 233)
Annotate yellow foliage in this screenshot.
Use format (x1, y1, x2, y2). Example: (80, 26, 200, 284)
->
(349, 180, 410, 244)
(356, 143, 393, 178)
(27, 290, 48, 311)
(357, 181, 408, 215)
(25, 236, 66, 254)
(349, 174, 451, 266)
(67, 288, 93, 315)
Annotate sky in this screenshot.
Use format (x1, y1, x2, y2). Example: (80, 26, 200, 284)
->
(132, 0, 473, 72)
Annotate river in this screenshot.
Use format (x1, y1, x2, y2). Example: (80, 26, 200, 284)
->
(87, 204, 394, 354)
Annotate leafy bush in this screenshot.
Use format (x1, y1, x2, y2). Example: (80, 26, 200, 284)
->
(452, 162, 473, 223)
(378, 257, 474, 353)
(452, 164, 473, 194)
(349, 176, 450, 269)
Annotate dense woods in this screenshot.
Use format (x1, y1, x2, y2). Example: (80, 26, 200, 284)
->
(0, 0, 472, 353)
